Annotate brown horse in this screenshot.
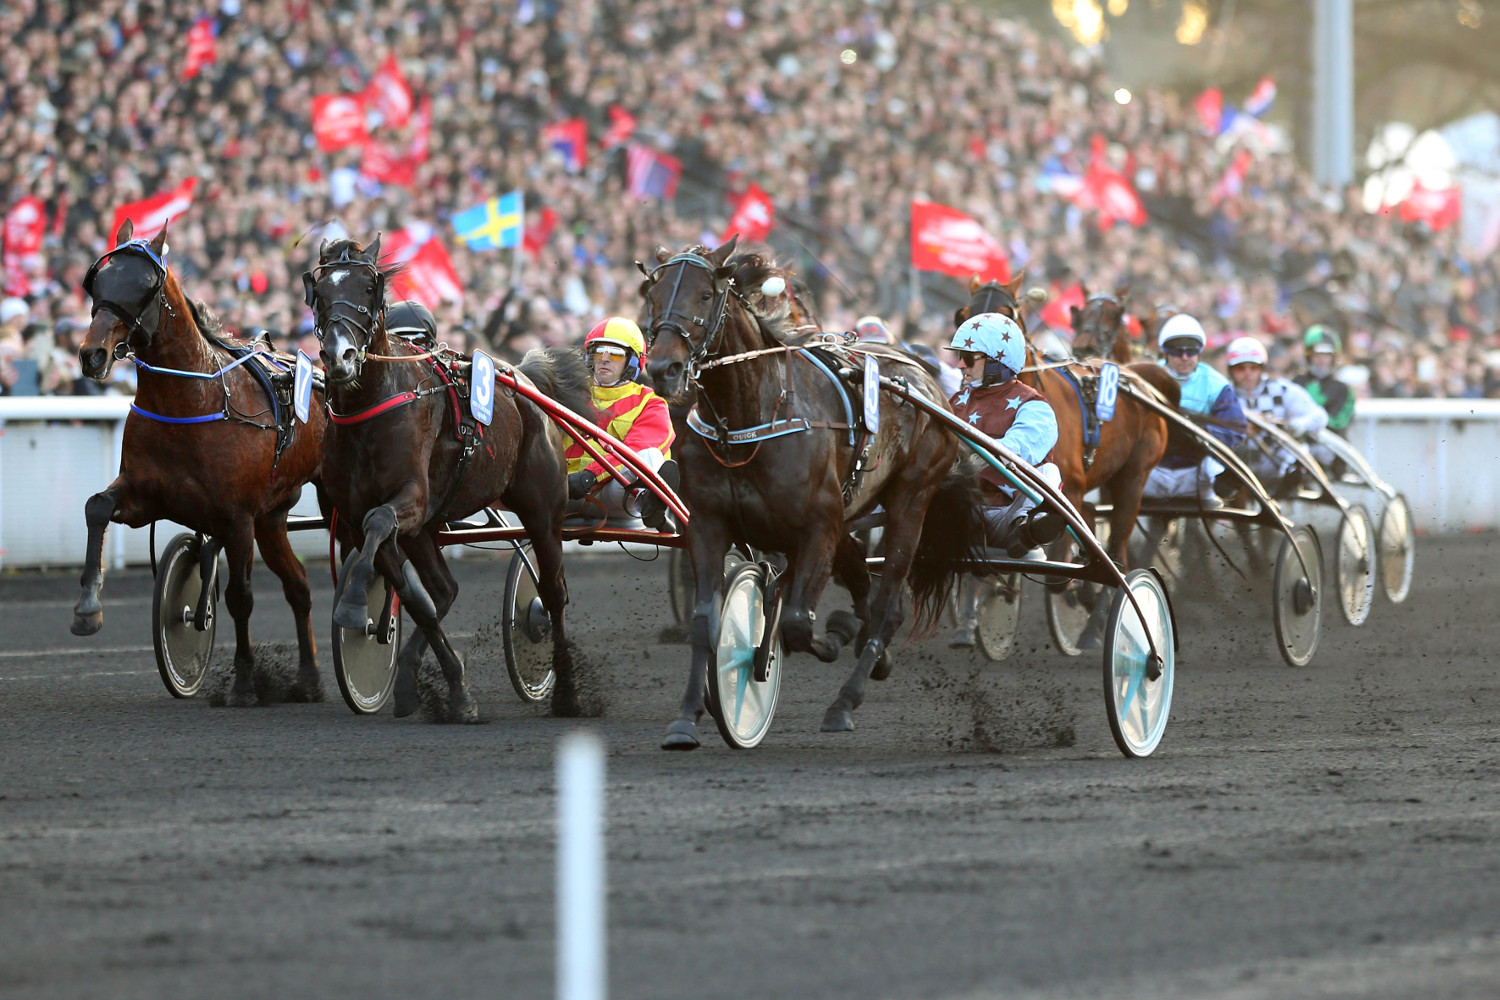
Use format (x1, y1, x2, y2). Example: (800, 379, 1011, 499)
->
(643, 238, 982, 748)
(73, 220, 327, 705)
(957, 275, 1180, 570)
(306, 237, 590, 722)
(1069, 288, 1135, 364)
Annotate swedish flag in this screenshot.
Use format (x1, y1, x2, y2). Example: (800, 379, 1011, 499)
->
(452, 191, 523, 251)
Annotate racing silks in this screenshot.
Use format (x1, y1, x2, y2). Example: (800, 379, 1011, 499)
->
(564, 380, 674, 483)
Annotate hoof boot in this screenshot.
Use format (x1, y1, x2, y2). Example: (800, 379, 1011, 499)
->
(820, 707, 856, 732)
(661, 719, 700, 750)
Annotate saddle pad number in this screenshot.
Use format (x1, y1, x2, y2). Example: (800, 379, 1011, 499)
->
(862, 354, 880, 434)
(1097, 362, 1120, 422)
(293, 351, 314, 424)
(471, 351, 496, 426)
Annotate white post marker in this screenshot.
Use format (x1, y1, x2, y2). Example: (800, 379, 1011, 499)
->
(471, 350, 495, 426)
(556, 731, 606, 1000)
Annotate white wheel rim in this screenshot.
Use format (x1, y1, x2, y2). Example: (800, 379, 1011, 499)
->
(1336, 509, 1375, 626)
(334, 555, 400, 713)
(1379, 496, 1414, 603)
(976, 575, 1021, 661)
(714, 570, 780, 747)
(1106, 572, 1174, 757)
(156, 538, 214, 696)
(1274, 528, 1322, 666)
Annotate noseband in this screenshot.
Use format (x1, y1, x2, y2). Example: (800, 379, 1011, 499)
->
(304, 248, 386, 371)
(644, 252, 736, 372)
(82, 240, 172, 353)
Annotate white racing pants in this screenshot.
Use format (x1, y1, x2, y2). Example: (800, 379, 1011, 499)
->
(1143, 456, 1224, 500)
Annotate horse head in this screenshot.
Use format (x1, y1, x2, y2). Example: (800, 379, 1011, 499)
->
(638, 235, 739, 401)
(1070, 286, 1130, 361)
(79, 219, 175, 380)
(303, 235, 390, 384)
(955, 272, 1027, 332)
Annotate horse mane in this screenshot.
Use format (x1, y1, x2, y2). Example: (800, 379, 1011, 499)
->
(726, 250, 804, 343)
(517, 345, 594, 419)
(320, 237, 405, 292)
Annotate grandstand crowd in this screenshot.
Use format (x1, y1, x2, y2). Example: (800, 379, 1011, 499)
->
(2, 0, 1498, 399)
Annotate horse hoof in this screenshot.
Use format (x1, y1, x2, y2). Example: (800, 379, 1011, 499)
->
(225, 688, 257, 709)
(332, 600, 368, 631)
(870, 648, 894, 682)
(820, 707, 856, 732)
(392, 687, 420, 718)
(70, 612, 103, 637)
(825, 610, 861, 648)
(661, 719, 700, 751)
(448, 698, 481, 725)
(286, 677, 324, 704)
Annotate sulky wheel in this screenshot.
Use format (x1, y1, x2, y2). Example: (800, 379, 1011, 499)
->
(152, 532, 218, 698)
(331, 551, 402, 714)
(1334, 506, 1375, 627)
(1273, 525, 1323, 667)
(975, 573, 1022, 662)
(704, 562, 782, 749)
(1102, 568, 1175, 758)
(503, 547, 556, 703)
(1377, 494, 1415, 604)
(1045, 533, 1108, 657)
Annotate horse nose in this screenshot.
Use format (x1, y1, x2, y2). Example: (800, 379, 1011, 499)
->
(80, 347, 108, 378)
(647, 357, 681, 388)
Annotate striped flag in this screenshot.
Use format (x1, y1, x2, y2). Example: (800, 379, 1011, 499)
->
(625, 144, 681, 201)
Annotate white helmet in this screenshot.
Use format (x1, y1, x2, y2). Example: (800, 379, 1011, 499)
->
(949, 312, 1026, 373)
(1225, 336, 1268, 368)
(1157, 313, 1206, 352)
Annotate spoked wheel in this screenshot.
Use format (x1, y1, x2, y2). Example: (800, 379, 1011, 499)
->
(667, 547, 694, 626)
(1102, 568, 1176, 758)
(1334, 506, 1376, 627)
(1045, 532, 1108, 657)
(503, 547, 555, 703)
(975, 573, 1022, 662)
(704, 562, 782, 749)
(1377, 494, 1415, 604)
(1273, 525, 1323, 667)
(152, 532, 218, 698)
(332, 551, 402, 714)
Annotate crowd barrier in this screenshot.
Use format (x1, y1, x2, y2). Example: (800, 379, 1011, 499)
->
(2, 395, 1498, 570)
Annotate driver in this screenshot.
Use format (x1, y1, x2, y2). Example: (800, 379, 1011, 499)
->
(946, 312, 1066, 647)
(1145, 313, 1246, 509)
(563, 317, 678, 530)
(1293, 325, 1355, 438)
(1225, 336, 1328, 493)
(386, 300, 438, 346)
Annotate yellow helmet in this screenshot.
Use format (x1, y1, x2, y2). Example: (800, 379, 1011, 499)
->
(585, 316, 646, 358)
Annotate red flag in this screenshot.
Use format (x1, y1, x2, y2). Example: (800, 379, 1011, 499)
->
(1084, 165, 1147, 228)
(723, 183, 774, 243)
(311, 94, 368, 152)
(4, 197, 47, 260)
(601, 105, 636, 150)
(408, 94, 432, 162)
(363, 55, 413, 129)
(110, 178, 198, 247)
(909, 200, 1010, 283)
(183, 19, 217, 80)
(388, 234, 463, 307)
(625, 144, 681, 200)
(1209, 149, 1253, 206)
(360, 139, 417, 187)
(1400, 182, 1462, 232)
(523, 207, 558, 258)
(543, 118, 588, 172)
(1040, 283, 1086, 331)
(1193, 88, 1223, 135)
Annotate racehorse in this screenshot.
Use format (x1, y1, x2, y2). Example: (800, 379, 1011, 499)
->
(958, 275, 1180, 570)
(305, 237, 590, 721)
(73, 220, 327, 705)
(1068, 288, 1135, 364)
(642, 237, 982, 748)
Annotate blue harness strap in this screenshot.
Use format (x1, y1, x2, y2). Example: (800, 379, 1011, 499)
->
(1057, 366, 1101, 449)
(129, 405, 225, 424)
(800, 348, 857, 445)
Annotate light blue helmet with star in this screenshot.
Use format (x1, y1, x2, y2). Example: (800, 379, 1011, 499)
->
(950, 312, 1026, 373)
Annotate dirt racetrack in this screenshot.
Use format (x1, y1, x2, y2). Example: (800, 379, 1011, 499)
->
(1, 533, 1498, 999)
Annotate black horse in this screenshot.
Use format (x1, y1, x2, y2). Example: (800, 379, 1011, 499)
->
(642, 238, 982, 749)
(305, 237, 591, 721)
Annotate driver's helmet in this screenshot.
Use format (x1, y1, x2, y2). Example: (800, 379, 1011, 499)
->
(387, 300, 437, 342)
(854, 315, 893, 344)
(1225, 336, 1269, 369)
(1303, 324, 1342, 355)
(949, 312, 1026, 377)
(584, 316, 646, 381)
(1157, 313, 1207, 353)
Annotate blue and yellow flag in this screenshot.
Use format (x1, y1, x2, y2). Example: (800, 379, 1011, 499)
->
(452, 190, 522, 251)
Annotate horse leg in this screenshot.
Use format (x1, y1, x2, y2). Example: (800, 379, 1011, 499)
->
(778, 523, 859, 665)
(72, 483, 128, 635)
(254, 507, 322, 703)
(390, 531, 462, 719)
(833, 533, 890, 680)
(822, 495, 928, 731)
(662, 518, 732, 750)
(375, 543, 478, 724)
(333, 504, 401, 630)
(219, 520, 260, 707)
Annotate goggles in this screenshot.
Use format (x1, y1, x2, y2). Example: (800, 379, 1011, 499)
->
(590, 344, 628, 358)
(1163, 342, 1202, 358)
(957, 351, 986, 366)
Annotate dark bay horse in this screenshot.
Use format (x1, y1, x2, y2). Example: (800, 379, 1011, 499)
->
(73, 220, 326, 705)
(643, 238, 981, 748)
(958, 275, 1180, 570)
(1069, 288, 1135, 364)
(306, 237, 589, 721)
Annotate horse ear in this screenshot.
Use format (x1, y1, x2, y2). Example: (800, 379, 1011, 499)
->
(115, 218, 134, 246)
(635, 260, 654, 280)
(1114, 282, 1131, 305)
(363, 234, 382, 264)
(639, 279, 654, 299)
(1004, 270, 1025, 297)
(148, 221, 169, 256)
(654, 245, 672, 264)
(968, 274, 983, 295)
(1080, 281, 1090, 301)
(711, 234, 739, 265)
(317, 238, 331, 261)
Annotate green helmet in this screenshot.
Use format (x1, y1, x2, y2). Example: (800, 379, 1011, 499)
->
(1303, 325, 1342, 354)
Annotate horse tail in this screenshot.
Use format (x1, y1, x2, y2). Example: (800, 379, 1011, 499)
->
(1127, 362, 1181, 408)
(518, 346, 594, 418)
(908, 464, 988, 632)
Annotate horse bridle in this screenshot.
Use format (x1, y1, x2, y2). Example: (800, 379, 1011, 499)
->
(969, 283, 1021, 325)
(641, 251, 737, 373)
(303, 247, 386, 372)
(1075, 292, 1124, 355)
(82, 239, 172, 357)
